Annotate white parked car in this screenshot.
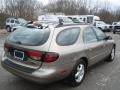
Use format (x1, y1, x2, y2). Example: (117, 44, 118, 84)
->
(93, 21, 111, 32)
(112, 22, 120, 34)
(6, 17, 27, 32)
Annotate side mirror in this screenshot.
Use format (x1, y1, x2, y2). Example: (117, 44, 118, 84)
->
(104, 36, 112, 40)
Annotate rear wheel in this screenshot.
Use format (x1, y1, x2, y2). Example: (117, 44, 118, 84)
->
(113, 30, 116, 34)
(66, 60, 87, 87)
(6, 26, 11, 32)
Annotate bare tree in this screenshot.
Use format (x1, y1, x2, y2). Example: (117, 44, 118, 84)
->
(0, 0, 119, 28)
(4, 0, 42, 20)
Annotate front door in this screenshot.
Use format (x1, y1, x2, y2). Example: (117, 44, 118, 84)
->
(83, 27, 105, 65)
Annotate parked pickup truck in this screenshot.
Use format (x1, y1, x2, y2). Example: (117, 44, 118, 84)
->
(93, 21, 111, 32)
(112, 22, 120, 34)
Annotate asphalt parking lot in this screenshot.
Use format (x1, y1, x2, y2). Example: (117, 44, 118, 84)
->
(0, 31, 120, 90)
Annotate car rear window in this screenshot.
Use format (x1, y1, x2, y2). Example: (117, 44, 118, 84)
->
(7, 27, 50, 46)
(56, 27, 80, 46)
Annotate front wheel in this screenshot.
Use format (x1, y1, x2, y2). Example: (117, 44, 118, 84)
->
(107, 47, 115, 62)
(66, 60, 87, 87)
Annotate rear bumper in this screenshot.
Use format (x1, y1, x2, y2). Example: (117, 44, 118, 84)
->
(1, 57, 65, 84)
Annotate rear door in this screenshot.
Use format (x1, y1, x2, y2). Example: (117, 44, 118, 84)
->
(83, 27, 105, 65)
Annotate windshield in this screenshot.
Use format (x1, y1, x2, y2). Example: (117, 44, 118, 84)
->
(18, 18, 27, 25)
(7, 27, 50, 46)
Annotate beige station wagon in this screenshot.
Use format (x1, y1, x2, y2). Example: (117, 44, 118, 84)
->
(1, 24, 116, 87)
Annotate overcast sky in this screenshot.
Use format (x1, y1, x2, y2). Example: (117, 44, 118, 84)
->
(39, 0, 120, 8)
(106, 0, 120, 7)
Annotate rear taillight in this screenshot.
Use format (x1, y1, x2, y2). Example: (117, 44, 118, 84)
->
(27, 51, 43, 61)
(27, 51, 59, 63)
(44, 53, 59, 63)
(4, 43, 12, 52)
(4, 43, 11, 49)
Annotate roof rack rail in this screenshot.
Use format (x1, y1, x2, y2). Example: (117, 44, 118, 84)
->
(55, 23, 90, 28)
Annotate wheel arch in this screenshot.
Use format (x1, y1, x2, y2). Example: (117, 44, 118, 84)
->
(79, 57, 88, 68)
(6, 25, 10, 28)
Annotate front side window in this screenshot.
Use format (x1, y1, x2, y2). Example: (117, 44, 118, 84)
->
(56, 27, 80, 46)
(83, 27, 97, 43)
(93, 28, 106, 41)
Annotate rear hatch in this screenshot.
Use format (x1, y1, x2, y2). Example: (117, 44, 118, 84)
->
(4, 27, 51, 70)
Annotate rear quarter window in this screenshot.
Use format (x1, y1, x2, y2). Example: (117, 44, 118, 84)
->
(56, 27, 80, 46)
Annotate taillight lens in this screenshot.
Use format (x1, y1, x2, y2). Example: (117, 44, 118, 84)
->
(44, 53, 59, 63)
(27, 51, 43, 61)
(4, 43, 11, 49)
(27, 51, 59, 62)
(4, 43, 12, 52)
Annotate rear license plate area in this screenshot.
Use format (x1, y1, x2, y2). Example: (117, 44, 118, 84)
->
(14, 50, 24, 61)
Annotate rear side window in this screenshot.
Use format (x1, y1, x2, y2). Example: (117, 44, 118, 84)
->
(7, 27, 50, 46)
(56, 27, 80, 46)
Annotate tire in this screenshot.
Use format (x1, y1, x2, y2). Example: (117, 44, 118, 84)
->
(66, 60, 87, 87)
(113, 32, 116, 34)
(6, 26, 11, 32)
(107, 47, 115, 62)
(98, 27, 103, 30)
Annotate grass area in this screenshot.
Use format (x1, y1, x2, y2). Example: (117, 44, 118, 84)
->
(0, 29, 7, 34)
